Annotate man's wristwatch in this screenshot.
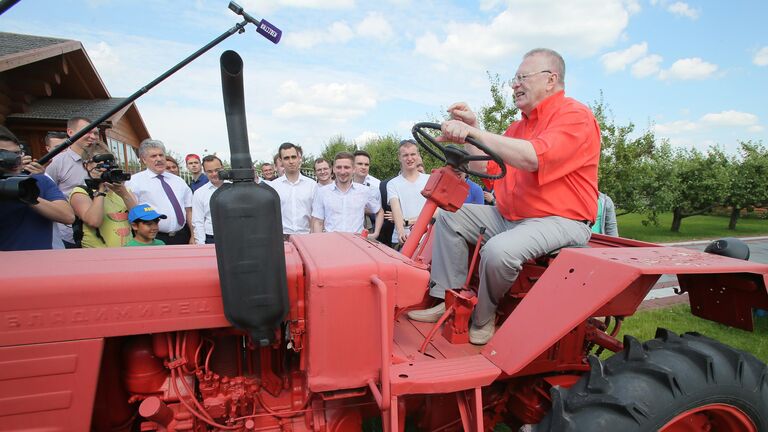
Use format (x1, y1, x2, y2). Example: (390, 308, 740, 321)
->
(95, 192, 107, 197)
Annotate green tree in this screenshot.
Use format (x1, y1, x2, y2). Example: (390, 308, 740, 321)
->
(591, 95, 660, 217)
(320, 135, 356, 162)
(667, 146, 730, 232)
(724, 141, 768, 229)
(640, 140, 679, 226)
(478, 72, 519, 134)
(361, 134, 400, 180)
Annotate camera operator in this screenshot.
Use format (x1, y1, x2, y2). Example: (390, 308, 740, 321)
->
(69, 144, 137, 248)
(0, 125, 75, 251)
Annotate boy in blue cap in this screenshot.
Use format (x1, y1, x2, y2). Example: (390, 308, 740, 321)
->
(126, 203, 167, 247)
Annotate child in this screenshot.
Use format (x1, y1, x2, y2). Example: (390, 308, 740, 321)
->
(126, 204, 167, 247)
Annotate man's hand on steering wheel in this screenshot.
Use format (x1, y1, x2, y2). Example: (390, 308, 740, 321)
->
(438, 119, 473, 144)
(411, 122, 507, 180)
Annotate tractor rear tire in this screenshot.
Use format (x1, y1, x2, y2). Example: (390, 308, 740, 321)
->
(532, 329, 768, 432)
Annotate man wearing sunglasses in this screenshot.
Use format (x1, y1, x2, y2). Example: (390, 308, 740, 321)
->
(408, 48, 601, 345)
(0, 126, 74, 251)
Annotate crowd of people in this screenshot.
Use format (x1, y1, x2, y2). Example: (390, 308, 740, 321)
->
(1, 47, 620, 346)
(0, 116, 503, 252)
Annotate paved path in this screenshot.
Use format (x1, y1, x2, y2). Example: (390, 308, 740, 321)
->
(641, 236, 768, 309)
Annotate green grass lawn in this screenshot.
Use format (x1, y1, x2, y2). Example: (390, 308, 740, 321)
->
(617, 213, 768, 243)
(604, 304, 768, 363)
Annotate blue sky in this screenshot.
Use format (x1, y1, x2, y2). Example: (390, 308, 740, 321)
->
(2, 0, 766, 163)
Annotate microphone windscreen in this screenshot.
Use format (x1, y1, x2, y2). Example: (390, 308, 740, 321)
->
(256, 19, 282, 44)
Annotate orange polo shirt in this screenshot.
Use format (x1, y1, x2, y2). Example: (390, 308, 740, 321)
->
(493, 90, 600, 222)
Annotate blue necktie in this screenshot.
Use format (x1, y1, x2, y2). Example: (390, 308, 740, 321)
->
(157, 175, 184, 226)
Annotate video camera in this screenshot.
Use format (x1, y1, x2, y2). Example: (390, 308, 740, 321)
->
(0, 150, 39, 204)
(84, 153, 131, 190)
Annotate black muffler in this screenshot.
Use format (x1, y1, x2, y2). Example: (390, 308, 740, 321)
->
(211, 50, 288, 346)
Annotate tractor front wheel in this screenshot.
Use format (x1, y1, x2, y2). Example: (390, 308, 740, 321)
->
(533, 329, 768, 432)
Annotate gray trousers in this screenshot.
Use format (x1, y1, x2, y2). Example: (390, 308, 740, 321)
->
(429, 204, 592, 326)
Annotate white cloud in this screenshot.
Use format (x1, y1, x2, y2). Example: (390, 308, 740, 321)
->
(273, 81, 377, 122)
(653, 111, 762, 146)
(600, 42, 648, 72)
(658, 57, 718, 80)
(87, 41, 121, 75)
(356, 12, 394, 43)
(653, 120, 699, 135)
(414, 0, 633, 68)
(631, 54, 663, 77)
(284, 21, 354, 49)
(623, 0, 642, 14)
(355, 131, 380, 144)
(700, 110, 759, 127)
(754, 46, 768, 66)
(667, 2, 700, 19)
(285, 13, 394, 49)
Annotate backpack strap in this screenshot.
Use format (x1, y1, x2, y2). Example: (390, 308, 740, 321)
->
(72, 185, 106, 247)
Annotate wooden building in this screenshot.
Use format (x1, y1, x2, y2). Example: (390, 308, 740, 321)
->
(0, 32, 150, 172)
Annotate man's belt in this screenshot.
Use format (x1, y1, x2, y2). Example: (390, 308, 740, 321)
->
(162, 225, 186, 237)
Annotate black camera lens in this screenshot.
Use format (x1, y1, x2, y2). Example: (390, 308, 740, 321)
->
(0, 150, 21, 171)
(0, 175, 40, 204)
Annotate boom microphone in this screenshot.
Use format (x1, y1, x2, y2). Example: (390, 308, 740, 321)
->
(228, 1, 282, 44)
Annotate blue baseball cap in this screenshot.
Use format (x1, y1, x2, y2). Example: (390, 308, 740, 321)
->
(129, 203, 168, 223)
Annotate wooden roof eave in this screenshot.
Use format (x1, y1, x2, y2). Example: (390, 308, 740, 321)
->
(0, 40, 81, 73)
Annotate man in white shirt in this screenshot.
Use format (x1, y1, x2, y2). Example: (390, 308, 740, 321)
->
(192, 155, 226, 244)
(314, 157, 333, 186)
(388, 140, 430, 245)
(353, 150, 383, 234)
(311, 152, 382, 236)
(353, 150, 380, 189)
(266, 142, 317, 235)
(45, 116, 98, 248)
(125, 139, 194, 245)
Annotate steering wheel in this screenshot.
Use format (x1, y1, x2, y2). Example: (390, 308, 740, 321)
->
(411, 122, 506, 180)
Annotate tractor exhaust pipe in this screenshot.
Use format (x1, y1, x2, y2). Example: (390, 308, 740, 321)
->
(211, 50, 288, 346)
(219, 51, 254, 182)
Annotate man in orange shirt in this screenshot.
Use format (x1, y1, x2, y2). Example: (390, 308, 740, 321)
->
(408, 48, 601, 345)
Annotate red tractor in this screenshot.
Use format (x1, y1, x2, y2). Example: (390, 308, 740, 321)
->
(2, 48, 768, 432)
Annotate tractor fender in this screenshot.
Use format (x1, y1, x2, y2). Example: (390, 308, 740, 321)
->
(481, 246, 768, 375)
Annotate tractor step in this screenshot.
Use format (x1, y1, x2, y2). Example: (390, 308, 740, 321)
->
(390, 354, 501, 395)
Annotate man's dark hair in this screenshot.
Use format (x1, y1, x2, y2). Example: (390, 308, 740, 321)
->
(334, 151, 355, 163)
(202, 155, 223, 166)
(353, 150, 371, 160)
(66, 116, 93, 130)
(0, 125, 19, 144)
(399, 139, 417, 149)
(45, 131, 67, 146)
(278, 142, 303, 158)
(314, 157, 329, 167)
